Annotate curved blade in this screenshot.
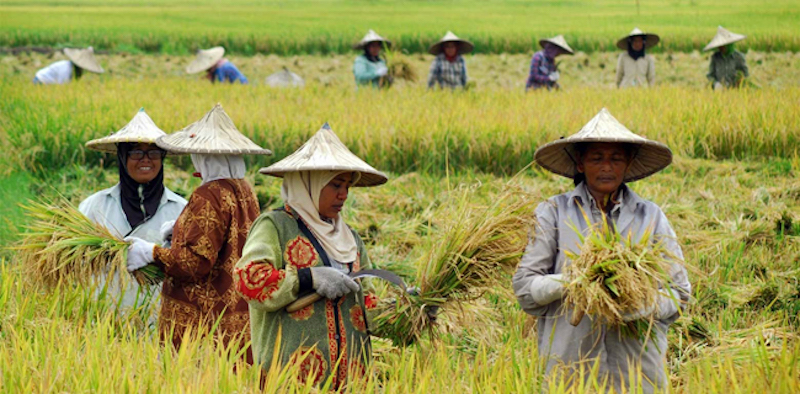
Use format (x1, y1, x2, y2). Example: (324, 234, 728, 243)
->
(350, 269, 406, 289)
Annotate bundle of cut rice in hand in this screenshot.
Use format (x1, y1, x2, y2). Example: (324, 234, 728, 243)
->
(14, 199, 164, 287)
(563, 213, 676, 342)
(372, 184, 536, 346)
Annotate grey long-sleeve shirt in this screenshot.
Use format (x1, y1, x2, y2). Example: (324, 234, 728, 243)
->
(512, 182, 691, 393)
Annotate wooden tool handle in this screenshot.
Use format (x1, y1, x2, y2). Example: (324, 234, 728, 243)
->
(286, 293, 322, 313)
(570, 308, 585, 326)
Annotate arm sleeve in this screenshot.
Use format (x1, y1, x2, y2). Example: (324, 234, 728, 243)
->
(512, 201, 562, 316)
(706, 55, 717, 83)
(461, 59, 468, 87)
(616, 53, 624, 87)
(647, 55, 656, 86)
(353, 57, 379, 84)
(652, 208, 692, 325)
(525, 55, 540, 89)
(427, 58, 439, 88)
(738, 52, 749, 77)
(233, 214, 302, 312)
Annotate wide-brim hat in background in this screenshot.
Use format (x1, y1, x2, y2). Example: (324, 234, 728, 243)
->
(616, 27, 660, 50)
(185, 46, 225, 74)
(259, 123, 388, 187)
(63, 47, 104, 73)
(703, 26, 746, 51)
(353, 29, 392, 50)
(534, 108, 672, 183)
(539, 35, 574, 55)
(156, 104, 272, 155)
(265, 67, 305, 87)
(428, 31, 474, 55)
(86, 108, 170, 153)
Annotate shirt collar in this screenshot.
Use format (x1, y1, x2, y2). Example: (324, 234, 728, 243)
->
(568, 181, 641, 215)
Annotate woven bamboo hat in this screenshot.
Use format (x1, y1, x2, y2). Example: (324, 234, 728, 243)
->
(259, 123, 388, 187)
(265, 67, 305, 87)
(539, 35, 574, 55)
(703, 26, 746, 51)
(353, 30, 392, 50)
(185, 46, 225, 74)
(534, 108, 672, 182)
(156, 104, 272, 155)
(428, 31, 474, 55)
(616, 28, 660, 50)
(63, 47, 104, 73)
(85, 108, 171, 153)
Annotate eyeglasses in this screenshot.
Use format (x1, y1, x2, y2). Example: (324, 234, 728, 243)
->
(128, 149, 165, 160)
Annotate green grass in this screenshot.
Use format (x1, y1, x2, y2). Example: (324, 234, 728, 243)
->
(1, 0, 799, 54)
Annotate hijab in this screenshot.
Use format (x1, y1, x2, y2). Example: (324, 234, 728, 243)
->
(116, 143, 165, 229)
(190, 154, 246, 185)
(627, 37, 646, 60)
(281, 170, 362, 262)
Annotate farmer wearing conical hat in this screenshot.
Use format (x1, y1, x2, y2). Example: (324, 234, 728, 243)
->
(125, 104, 270, 361)
(525, 35, 573, 91)
(616, 28, 659, 88)
(33, 47, 104, 85)
(704, 26, 749, 89)
(186, 46, 248, 84)
(512, 109, 691, 393)
(427, 31, 472, 89)
(265, 67, 305, 88)
(81, 108, 187, 325)
(353, 29, 391, 88)
(234, 123, 388, 387)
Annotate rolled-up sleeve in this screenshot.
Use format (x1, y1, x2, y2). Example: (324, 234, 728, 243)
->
(512, 201, 560, 316)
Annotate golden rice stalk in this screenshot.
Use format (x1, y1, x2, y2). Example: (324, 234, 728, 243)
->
(13, 199, 164, 287)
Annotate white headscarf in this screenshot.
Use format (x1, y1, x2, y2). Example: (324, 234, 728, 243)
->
(281, 170, 361, 262)
(191, 154, 246, 185)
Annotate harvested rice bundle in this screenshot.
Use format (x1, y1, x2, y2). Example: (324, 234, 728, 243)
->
(373, 184, 536, 346)
(563, 213, 676, 341)
(14, 199, 164, 287)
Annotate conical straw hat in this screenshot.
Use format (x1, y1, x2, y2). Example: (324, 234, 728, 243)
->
(63, 47, 104, 73)
(539, 35, 574, 55)
(265, 67, 305, 87)
(156, 104, 272, 155)
(259, 123, 388, 187)
(185, 46, 225, 74)
(86, 108, 173, 154)
(534, 108, 672, 183)
(703, 26, 746, 51)
(616, 27, 660, 50)
(428, 31, 474, 55)
(353, 29, 392, 50)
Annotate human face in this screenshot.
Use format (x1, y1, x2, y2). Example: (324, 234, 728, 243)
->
(443, 42, 458, 57)
(576, 143, 632, 200)
(367, 42, 382, 58)
(318, 172, 355, 220)
(126, 142, 163, 184)
(631, 36, 644, 51)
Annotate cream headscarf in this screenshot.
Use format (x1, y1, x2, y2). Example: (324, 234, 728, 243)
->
(191, 154, 246, 185)
(281, 170, 361, 262)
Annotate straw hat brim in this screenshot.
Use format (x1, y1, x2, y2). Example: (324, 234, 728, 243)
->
(185, 47, 225, 74)
(86, 109, 178, 154)
(63, 48, 104, 73)
(538, 39, 574, 55)
(260, 166, 387, 187)
(353, 39, 393, 50)
(703, 34, 746, 51)
(616, 33, 660, 50)
(86, 137, 167, 155)
(156, 132, 272, 155)
(428, 39, 474, 55)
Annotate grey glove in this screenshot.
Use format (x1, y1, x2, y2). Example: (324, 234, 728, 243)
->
(375, 64, 388, 77)
(713, 81, 723, 90)
(528, 274, 566, 306)
(311, 267, 360, 299)
(124, 236, 155, 272)
(622, 290, 680, 322)
(159, 220, 176, 244)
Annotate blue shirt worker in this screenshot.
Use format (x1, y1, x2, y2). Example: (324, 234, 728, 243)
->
(186, 46, 248, 84)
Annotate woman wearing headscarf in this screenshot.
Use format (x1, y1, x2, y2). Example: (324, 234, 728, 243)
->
(124, 104, 271, 361)
(33, 47, 104, 85)
(512, 109, 691, 393)
(525, 35, 574, 91)
(704, 26, 749, 89)
(80, 108, 187, 323)
(186, 46, 248, 84)
(353, 30, 391, 88)
(615, 28, 659, 88)
(427, 31, 472, 89)
(234, 123, 388, 388)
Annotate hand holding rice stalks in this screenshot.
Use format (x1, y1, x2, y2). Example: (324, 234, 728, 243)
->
(13, 199, 164, 287)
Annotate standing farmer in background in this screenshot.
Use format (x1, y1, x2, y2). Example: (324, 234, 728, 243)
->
(186, 46, 249, 84)
(526, 35, 573, 91)
(353, 30, 391, 88)
(33, 47, 104, 84)
(616, 28, 658, 88)
(427, 31, 472, 89)
(704, 26, 749, 89)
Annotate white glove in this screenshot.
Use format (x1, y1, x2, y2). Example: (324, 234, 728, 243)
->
(125, 237, 155, 272)
(548, 71, 560, 82)
(375, 65, 388, 77)
(311, 267, 360, 299)
(622, 290, 680, 322)
(528, 274, 565, 306)
(713, 81, 723, 90)
(159, 220, 176, 244)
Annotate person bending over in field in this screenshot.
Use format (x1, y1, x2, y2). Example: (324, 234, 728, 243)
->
(353, 29, 391, 88)
(80, 108, 187, 327)
(427, 31, 472, 90)
(33, 47, 104, 84)
(525, 35, 573, 91)
(125, 104, 271, 363)
(704, 26, 749, 90)
(185, 46, 249, 84)
(512, 108, 691, 393)
(234, 123, 388, 388)
(616, 28, 659, 88)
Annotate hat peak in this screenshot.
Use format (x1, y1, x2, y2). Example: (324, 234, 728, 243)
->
(321, 122, 331, 130)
